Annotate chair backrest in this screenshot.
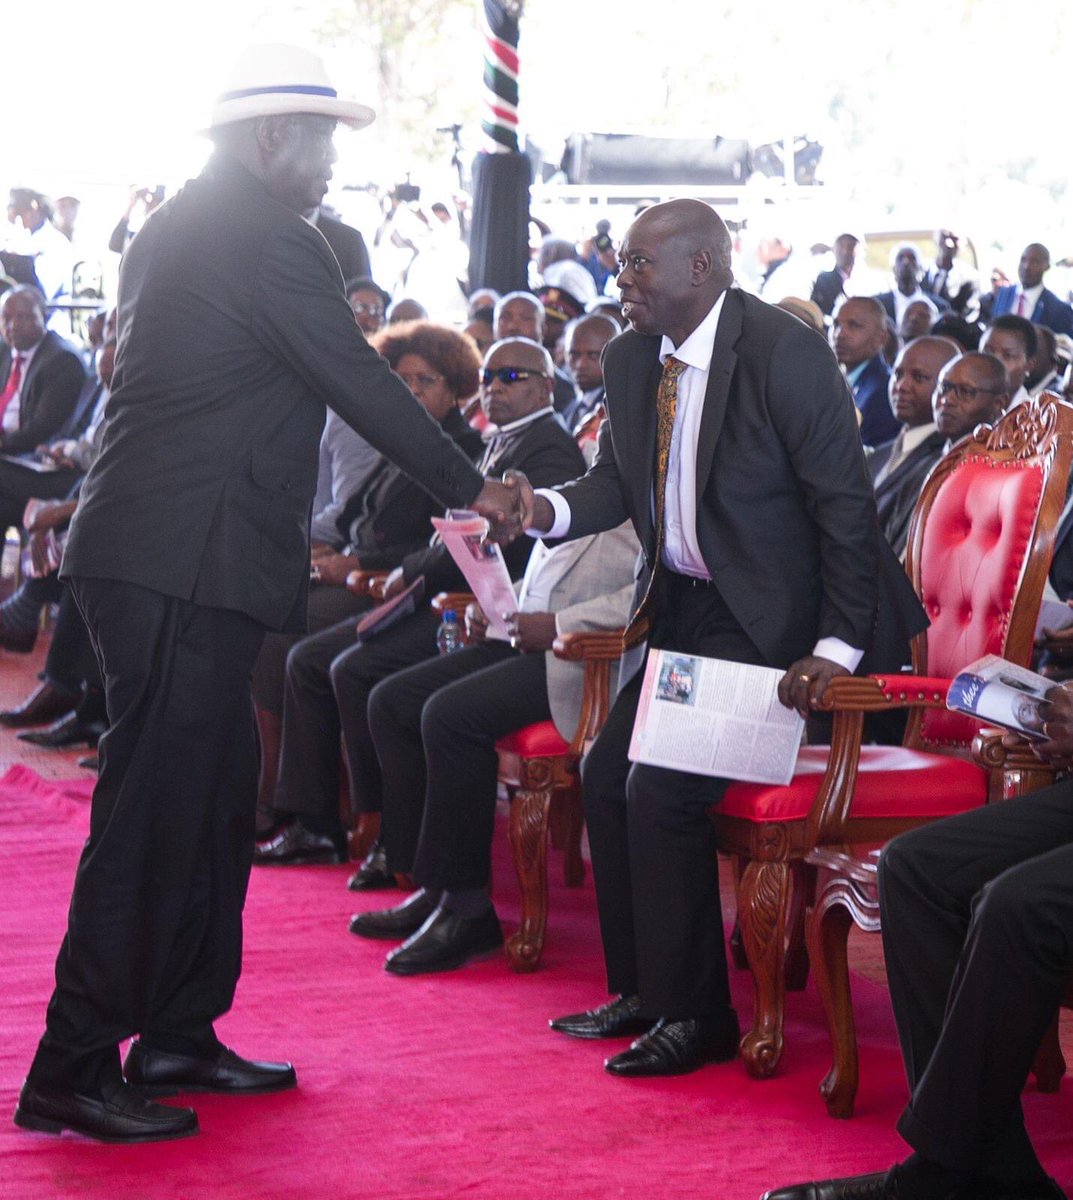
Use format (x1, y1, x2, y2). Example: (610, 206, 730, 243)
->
(903, 393, 1073, 754)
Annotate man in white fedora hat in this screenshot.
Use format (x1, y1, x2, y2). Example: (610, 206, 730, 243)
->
(15, 43, 519, 1144)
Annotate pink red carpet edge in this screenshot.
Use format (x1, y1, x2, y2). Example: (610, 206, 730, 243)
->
(1, 762, 1071, 1200)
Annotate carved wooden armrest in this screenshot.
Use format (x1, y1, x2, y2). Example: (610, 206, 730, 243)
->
(553, 629, 625, 755)
(814, 673, 950, 713)
(346, 569, 389, 599)
(972, 727, 1064, 800)
(552, 629, 625, 662)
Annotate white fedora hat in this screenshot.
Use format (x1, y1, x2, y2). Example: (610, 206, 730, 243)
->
(207, 44, 375, 131)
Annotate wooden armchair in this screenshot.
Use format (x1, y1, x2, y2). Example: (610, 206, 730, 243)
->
(708, 393, 1073, 1084)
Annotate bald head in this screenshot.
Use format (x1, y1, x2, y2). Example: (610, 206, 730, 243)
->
(889, 336, 961, 427)
(616, 199, 733, 346)
(565, 313, 618, 392)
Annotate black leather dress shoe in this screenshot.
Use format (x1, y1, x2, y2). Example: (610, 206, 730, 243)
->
(14, 1078, 198, 1143)
(253, 821, 345, 866)
(18, 712, 107, 749)
(0, 625, 37, 654)
(759, 1173, 894, 1200)
(123, 1041, 296, 1096)
(0, 682, 79, 728)
(384, 904, 502, 975)
(347, 838, 395, 890)
(604, 1014, 740, 1077)
(348, 888, 438, 939)
(549, 994, 651, 1040)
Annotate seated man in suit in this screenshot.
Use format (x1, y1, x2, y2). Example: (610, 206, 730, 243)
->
(254, 337, 586, 867)
(991, 242, 1073, 337)
(933, 352, 1009, 451)
(559, 312, 618, 440)
(871, 336, 961, 558)
(494, 291, 575, 414)
(874, 244, 949, 331)
(349, 521, 639, 973)
(832, 297, 900, 446)
(252, 321, 484, 827)
(0, 285, 85, 464)
(1026, 325, 1064, 398)
(761, 696, 1073, 1200)
(981, 315, 1036, 408)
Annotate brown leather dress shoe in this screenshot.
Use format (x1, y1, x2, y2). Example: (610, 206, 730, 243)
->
(0, 682, 78, 728)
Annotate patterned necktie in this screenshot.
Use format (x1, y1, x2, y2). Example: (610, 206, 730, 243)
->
(623, 355, 687, 649)
(0, 353, 25, 422)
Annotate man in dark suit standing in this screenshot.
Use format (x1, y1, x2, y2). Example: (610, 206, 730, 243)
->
(991, 243, 1073, 337)
(500, 199, 926, 1078)
(810, 231, 859, 317)
(14, 44, 515, 1144)
(0, 285, 85, 460)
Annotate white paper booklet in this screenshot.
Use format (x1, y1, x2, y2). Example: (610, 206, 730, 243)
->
(946, 654, 1057, 740)
(429, 509, 518, 640)
(628, 650, 805, 785)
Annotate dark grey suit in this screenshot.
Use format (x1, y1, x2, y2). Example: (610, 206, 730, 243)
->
(0, 330, 85, 456)
(551, 287, 925, 1019)
(29, 152, 486, 1093)
(870, 428, 945, 558)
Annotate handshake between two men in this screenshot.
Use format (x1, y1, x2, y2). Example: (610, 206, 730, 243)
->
(470, 469, 851, 721)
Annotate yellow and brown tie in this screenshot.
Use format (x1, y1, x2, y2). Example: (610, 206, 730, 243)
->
(623, 355, 687, 649)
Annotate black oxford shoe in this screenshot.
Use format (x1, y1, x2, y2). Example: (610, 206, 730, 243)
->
(18, 712, 106, 749)
(0, 682, 79, 728)
(604, 1014, 740, 1077)
(123, 1041, 296, 1096)
(348, 888, 438, 939)
(549, 994, 651, 1040)
(384, 904, 502, 976)
(253, 821, 346, 866)
(14, 1078, 198, 1143)
(759, 1167, 985, 1200)
(347, 838, 395, 890)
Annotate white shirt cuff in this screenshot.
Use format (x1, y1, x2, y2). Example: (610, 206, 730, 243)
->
(528, 488, 572, 538)
(813, 637, 863, 674)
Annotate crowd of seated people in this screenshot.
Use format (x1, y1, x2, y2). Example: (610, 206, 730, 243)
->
(7, 185, 1073, 1197)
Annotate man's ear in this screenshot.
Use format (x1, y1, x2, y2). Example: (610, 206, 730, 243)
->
(691, 248, 713, 287)
(255, 115, 289, 155)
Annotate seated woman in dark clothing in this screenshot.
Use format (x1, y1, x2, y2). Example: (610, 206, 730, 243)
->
(251, 320, 484, 831)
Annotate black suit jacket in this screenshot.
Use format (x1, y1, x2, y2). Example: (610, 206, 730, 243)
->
(870, 429, 945, 558)
(314, 212, 372, 283)
(874, 290, 950, 324)
(339, 406, 483, 570)
(852, 354, 901, 448)
(811, 269, 845, 316)
(62, 153, 484, 631)
(0, 331, 86, 454)
(553, 288, 925, 677)
(400, 410, 585, 596)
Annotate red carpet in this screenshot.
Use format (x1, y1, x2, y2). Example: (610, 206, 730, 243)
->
(2, 763, 1072, 1199)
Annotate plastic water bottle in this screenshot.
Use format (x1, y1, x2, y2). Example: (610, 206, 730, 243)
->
(436, 609, 463, 655)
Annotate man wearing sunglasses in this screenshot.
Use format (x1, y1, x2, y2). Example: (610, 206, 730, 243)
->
(494, 198, 925, 1083)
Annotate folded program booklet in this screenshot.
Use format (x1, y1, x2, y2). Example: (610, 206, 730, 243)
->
(946, 654, 1058, 740)
(628, 651, 805, 785)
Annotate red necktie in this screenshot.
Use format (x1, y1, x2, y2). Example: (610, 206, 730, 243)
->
(0, 353, 24, 422)
(1016, 293, 1026, 317)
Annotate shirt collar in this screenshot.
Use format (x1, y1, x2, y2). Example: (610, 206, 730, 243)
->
(845, 358, 870, 388)
(658, 289, 728, 370)
(485, 404, 555, 438)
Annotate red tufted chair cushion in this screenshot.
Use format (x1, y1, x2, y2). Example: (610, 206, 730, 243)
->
(496, 721, 570, 758)
(915, 455, 1043, 747)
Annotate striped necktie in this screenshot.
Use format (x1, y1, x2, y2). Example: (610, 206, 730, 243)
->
(623, 355, 687, 650)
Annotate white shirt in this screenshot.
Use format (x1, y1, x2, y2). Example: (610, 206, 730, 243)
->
(1013, 284, 1044, 319)
(535, 290, 861, 672)
(892, 287, 934, 325)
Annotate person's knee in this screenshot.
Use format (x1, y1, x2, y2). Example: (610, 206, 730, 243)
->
(878, 826, 929, 901)
(625, 764, 706, 836)
(329, 650, 365, 711)
(419, 689, 461, 748)
(285, 637, 329, 692)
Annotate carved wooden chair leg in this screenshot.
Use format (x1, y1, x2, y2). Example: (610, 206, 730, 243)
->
(506, 785, 553, 973)
(737, 855, 790, 1078)
(784, 861, 812, 992)
(729, 855, 749, 970)
(807, 891, 859, 1118)
(1032, 1015, 1066, 1093)
(553, 781, 585, 887)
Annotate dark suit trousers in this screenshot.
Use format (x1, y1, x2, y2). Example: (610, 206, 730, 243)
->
(0, 457, 80, 534)
(275, 607, 441, 833)
(43, 582, 101, 696)
(582, 571, 767, 1021)
(879, 785, 1073, 1179)
(367, 641, 549, 883)
(29, 578, 264, 1093)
